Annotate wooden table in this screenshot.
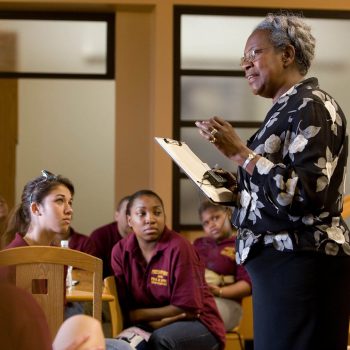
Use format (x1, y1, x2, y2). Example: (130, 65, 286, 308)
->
(66, 269, 114, 302)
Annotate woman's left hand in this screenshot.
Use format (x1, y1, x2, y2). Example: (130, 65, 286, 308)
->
(195, 116, 247, 160)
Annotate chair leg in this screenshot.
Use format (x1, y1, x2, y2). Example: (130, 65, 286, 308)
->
(233, 330, 244, 350)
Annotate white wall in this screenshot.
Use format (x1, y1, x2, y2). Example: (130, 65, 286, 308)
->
(16, 79, 115, 235)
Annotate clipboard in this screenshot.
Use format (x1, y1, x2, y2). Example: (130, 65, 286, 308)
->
(155, 137, 237, 205)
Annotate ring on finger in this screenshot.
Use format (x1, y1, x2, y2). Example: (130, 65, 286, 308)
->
(209, 137, 217, 144)
(210, 128, 218, 136)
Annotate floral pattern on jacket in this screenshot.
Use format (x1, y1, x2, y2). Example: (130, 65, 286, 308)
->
(233, 78, 350, 264)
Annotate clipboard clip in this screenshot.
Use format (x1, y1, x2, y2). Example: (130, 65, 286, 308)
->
(164, 138, 182, 146)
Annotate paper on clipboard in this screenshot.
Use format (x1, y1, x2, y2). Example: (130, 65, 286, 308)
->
(155, 137, 236, 205)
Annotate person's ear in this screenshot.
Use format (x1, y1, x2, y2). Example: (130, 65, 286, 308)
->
(30, 202, 42, 216)
(282, 44, 295, 67)
(127, 215, 132, 228)
(226, 207, 233, 220)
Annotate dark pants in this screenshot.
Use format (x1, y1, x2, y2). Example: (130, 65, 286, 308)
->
(245, 247, 350, 350)
(148, 320, 220, 350)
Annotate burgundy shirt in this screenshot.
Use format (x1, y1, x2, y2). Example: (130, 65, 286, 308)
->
(68, 227, 96, 256)
(111, 226, 226, 349)
(193, 235, 251, 287)
(1, 233, 29, 283)
(5, 232, 28, 249)
(0, 282, 52, 350)
(90, 221, 123, 278)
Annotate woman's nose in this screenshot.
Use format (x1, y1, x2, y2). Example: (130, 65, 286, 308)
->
(145, 213, 155, 223)
(65, 204, 73, 214)
(208, 220, 216, 229)
(240, 59, 253, 70)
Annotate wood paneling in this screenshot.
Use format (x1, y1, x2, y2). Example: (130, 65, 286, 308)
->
(0, 79, 18, 209)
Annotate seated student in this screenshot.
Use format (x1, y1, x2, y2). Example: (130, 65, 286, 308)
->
(193, 200, 252, 331)
(109, 189, 226, 350)
(60, 226, 97, 256)
(4, 170, 74, 250)
(2, 170, 84, 320)
(90, 196, 131, 278)
(0, 280, 105, 350)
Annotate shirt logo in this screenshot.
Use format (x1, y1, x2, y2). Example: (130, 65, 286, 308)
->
(220, 246, 235, 260)
(150, 269, 168, 286)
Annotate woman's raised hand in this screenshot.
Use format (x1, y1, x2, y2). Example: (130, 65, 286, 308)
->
(195, 116, 246, 160)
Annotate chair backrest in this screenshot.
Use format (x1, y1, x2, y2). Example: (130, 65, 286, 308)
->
(342, 194, 350, 219)
(104, 275, 123, 337)
(239, 295, 254, 341)
(0, 246, 102, 338)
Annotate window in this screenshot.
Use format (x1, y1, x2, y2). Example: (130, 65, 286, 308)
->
(173, 6, 350, 231)
(0, 11, 115, 79)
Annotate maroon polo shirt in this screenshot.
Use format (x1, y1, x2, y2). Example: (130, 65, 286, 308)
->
(0, 282, 52, 350)
(1, 233, 29, 283)
(111, 226, 226, 349)
(90, 221, 123, 278)
(193, 235, 251, 287)
(5, 232, 28, 249)
(68, 227, 96, 256)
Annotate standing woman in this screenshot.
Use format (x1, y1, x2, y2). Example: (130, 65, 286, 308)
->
(196, 12, 350, 350)
(111, 189, 226, 350)
(4, 170, 74, 249)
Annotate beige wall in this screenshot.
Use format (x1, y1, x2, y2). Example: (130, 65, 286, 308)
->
(1, 0, 350, 227)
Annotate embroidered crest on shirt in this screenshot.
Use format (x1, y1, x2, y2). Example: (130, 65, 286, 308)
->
(150, 269, 168, 286)
(220, 246, 235, 260)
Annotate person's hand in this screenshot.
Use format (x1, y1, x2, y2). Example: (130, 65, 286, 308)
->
(195, 116, 247, 159)
(56, 334, 104, 350)
(148, 313, 187, 329)
(207, 284, 221, 297)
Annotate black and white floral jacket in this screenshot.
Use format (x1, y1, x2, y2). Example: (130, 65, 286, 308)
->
(233, 77, 350, 264)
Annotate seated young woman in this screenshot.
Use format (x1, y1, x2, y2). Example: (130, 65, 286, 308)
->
(193, 200, 252, 331)
(2, 170, 85, 319)
(4, 169, 74, 250)
(110, 189, 226, 350)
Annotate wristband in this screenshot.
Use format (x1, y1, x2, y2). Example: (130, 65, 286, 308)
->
(242, 151, 257, 170)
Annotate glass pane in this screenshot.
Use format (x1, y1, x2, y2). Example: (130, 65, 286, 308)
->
(181, 15, 264, 70)
(180, 127, 258, 173)
(181, 75, 272, 121)
(307, 18, 350, 130)
(180, 178, 206, 225)
(0, 19, 107, 74)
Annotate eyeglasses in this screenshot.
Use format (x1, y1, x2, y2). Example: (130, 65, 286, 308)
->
(29, 170, 57, 203)
(240, 47, 271, 67)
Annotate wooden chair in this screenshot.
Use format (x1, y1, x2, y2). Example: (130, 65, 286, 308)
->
(0, 246, 102, 338)
(342, 194, 350, 219)
(104, 275, 123, 337)
(225, 326, 245, 350)
(225, 295, 253, 350)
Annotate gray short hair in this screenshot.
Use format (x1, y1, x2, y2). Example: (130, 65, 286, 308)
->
(255, 12, 316, 76)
